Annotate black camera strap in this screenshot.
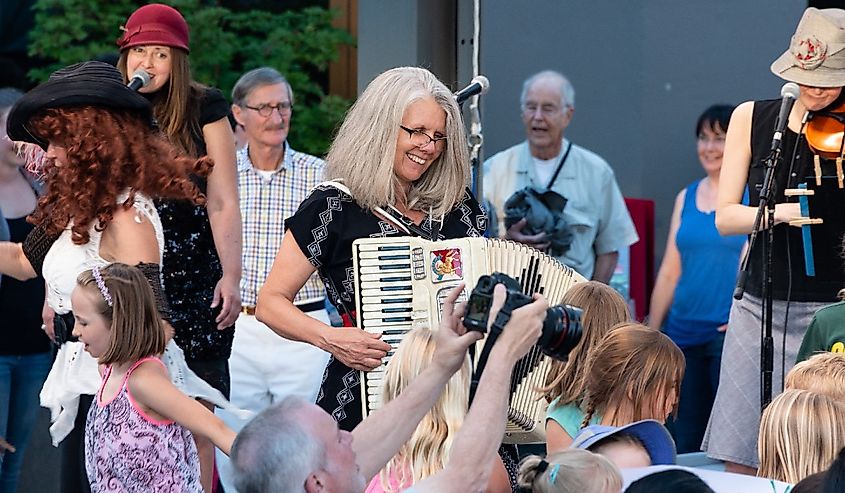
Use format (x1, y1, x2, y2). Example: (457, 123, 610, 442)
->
(491, 308, 514, 333)
(469, 305, 514, 404)
(544, 141, 573, 190)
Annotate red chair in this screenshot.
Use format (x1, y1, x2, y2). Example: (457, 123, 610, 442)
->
(624, 198, 655, 321)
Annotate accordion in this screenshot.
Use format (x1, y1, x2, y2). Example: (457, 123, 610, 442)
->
(353, 236, 586, 443)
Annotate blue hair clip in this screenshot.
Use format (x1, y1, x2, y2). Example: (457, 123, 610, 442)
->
(549, 463, 561, 483)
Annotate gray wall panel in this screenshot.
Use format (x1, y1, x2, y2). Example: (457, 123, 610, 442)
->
(478, 0, 805, 265)
(357, 0, 807, 270)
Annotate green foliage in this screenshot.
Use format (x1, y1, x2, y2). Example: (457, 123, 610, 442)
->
(28, 0, 354, 155)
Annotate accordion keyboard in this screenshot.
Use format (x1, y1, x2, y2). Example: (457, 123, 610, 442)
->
(355, 239, 417, 409)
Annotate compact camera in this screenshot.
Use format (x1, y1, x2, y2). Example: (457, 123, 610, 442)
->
(462, 272, 582, 361)
(53, 312, 78, 345)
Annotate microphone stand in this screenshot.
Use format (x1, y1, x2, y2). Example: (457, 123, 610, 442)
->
(734, 145, 781, 409)
(463, 95, 485, 207)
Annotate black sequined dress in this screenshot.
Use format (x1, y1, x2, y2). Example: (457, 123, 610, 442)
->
(154, 87, 235, 371)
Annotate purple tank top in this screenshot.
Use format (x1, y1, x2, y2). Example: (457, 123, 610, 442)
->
(85, 357, 202, 492)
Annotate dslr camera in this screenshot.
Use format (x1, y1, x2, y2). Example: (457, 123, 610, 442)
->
(462, 272, 582, 361)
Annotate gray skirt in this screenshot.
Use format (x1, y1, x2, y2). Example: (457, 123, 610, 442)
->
(701, 293, 828, 467)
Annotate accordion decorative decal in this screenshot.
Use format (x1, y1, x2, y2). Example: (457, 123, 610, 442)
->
(430, 248, 463, 282)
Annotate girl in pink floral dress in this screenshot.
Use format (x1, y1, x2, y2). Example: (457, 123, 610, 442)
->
(73, 264, 236, 492)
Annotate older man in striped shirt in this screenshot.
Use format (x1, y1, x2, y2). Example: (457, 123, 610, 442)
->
(217, 67, 331, 491)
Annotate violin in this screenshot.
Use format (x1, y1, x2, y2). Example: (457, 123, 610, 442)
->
(805, 98, 845, 159)
(804, 97, 845, 188)
(793, 100, 845, 275)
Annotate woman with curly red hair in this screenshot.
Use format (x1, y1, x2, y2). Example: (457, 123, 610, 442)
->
(27, 105, 210, 246)
(0, 61, 240, 493)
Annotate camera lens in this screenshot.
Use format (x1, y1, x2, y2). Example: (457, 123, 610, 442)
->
(538, 304, 583, 361)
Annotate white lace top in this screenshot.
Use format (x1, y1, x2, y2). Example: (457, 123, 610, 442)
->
(41, 191, 163, 314)
(39, 191, 249, 445)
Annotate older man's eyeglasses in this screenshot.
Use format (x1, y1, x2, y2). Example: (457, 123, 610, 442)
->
(245, 102, 293, 117)
(521, 103, 563, 117)
(399, 125, 447, 148)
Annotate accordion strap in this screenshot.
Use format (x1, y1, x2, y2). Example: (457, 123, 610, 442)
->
(317, 180, 413, 235)
(22, 221, 61, 276)
(307, 180, 360, 322)
(379, 205, 443, 240)
(317, 179, 442, 240)
(374, 206, 413, 235)
(315, 179, 352, 196)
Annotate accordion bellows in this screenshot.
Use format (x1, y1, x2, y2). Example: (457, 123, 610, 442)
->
(353, 236, 586, 443)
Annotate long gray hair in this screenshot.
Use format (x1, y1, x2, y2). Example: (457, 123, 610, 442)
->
(325, 67, 470, 218)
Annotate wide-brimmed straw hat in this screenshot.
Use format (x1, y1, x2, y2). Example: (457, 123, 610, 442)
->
(5, 61, 153, 149)
(117, 3, 190, 53)
(770, 8, 845, 88)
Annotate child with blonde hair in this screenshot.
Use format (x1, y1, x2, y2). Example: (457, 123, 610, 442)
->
(757, 389, 845, 484)
(542, 281, 631, 452)
(366, 327, 509, 493)
(517, 449, 622, 493)
(71, 264, 235, 492)
(580, 324, 685, 429)
(785, 352, 845, 402)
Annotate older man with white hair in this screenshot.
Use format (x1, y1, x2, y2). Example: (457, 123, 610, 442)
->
(231, 284, 547, 493)
(484, 70, 637, 283)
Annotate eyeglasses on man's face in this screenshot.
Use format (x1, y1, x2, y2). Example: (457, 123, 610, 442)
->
(245, 101, 293, 117)
(521, 102, 564, 117)
(399, 125, 447, 148)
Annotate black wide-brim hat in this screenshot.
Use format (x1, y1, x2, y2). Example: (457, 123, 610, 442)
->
(6, 61, 154, 149)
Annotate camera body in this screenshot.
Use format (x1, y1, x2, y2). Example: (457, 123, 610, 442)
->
(463, 272, 582, 361)
(53, 312, 78, 345)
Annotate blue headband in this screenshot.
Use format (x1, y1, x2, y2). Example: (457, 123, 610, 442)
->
(549, 463, 560, 483)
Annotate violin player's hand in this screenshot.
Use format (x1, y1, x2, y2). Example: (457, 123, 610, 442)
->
(774, 203, 802, 227)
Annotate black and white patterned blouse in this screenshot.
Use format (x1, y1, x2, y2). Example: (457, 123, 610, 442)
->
(285, 184, 487, 429)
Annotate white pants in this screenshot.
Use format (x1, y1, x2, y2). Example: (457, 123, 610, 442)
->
(216, 309, 331, 491)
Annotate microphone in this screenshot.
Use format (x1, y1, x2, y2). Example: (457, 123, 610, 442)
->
(127, 69, 151, 91)
(455, 75, 490, 105)
(771, 82, 800, 151)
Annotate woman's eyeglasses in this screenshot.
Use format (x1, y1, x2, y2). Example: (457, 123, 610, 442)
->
(399, 125, 447, 147)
